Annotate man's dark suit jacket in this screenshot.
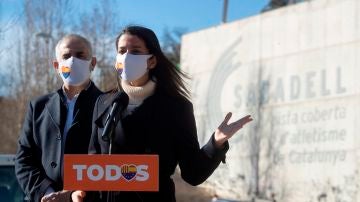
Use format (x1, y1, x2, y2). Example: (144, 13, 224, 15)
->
(15, 81, 102, 202)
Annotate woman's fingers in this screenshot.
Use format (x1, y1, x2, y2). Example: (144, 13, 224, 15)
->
(221, 113, 252, 128)
(234, 115, 253, 128)
(215, 113, 253, 147)
(220, 112, 232, 128)
(223, 114, 252, 130)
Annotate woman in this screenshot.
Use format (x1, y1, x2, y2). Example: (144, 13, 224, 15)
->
(88, 25, 253, 201)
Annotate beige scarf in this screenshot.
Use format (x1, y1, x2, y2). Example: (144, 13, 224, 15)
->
(121, 79, 156, 114)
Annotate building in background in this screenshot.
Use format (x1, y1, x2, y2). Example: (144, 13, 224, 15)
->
(182, 0, 360, 201)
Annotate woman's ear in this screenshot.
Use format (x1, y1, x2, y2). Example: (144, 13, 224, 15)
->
(148, 56, 157, 69)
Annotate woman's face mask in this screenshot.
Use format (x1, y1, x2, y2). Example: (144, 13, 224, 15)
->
(58, 56, 92, 86)
(115, 52, 152, 82)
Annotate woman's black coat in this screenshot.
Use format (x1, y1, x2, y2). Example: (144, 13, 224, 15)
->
(88, 89, 229, 202)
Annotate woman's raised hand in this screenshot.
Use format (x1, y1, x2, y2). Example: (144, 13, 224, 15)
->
(214, 112, 253, 148)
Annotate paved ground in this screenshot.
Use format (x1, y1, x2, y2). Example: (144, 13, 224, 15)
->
(173, 170, 214, 202)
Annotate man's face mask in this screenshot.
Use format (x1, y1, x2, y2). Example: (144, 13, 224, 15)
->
(58, 56, 92, 86)
(115, 52, 152, 82)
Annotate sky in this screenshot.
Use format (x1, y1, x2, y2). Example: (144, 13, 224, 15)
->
(0, 0, 269, 95)
(0, 0, 269, 40)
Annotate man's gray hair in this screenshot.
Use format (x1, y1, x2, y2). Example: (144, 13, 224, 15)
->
(55, 34, 92, 60)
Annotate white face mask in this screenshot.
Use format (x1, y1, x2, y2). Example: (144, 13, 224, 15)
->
(115, 52, 152, 82)
(58, 57, 92, 86)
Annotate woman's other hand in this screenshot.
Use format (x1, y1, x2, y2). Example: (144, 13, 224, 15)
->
(214, 112, 253, 148)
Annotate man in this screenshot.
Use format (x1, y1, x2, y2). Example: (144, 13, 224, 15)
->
(15, 34, 102, 202)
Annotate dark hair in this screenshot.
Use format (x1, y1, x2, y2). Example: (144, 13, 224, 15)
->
(115, 25, 190, 100)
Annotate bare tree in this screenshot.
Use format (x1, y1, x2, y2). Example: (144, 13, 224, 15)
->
(261, 0, 308, 12)
(73, 0, 119, 91)
(239, 66, 290, 201)
(162, 27, 187, 67)
(12, 0, 73, 100)
(0, 0, 73, 153)
(0, 2, 21, 57)
(246, 66, 269, 199)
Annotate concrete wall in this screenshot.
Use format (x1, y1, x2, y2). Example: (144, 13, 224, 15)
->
(181, 0, 360, 201)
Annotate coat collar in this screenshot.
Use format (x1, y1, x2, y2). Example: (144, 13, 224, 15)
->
(95, 91, 121, 127)
(45, 81, 99, 136)
(45, 92, 62, 138)
(95, 89, 163, 127)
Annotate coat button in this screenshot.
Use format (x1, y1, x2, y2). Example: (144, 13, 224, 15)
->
(51, 162, 57, 168)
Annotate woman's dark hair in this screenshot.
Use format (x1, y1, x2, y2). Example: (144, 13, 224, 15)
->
(115, 25, 190, 100)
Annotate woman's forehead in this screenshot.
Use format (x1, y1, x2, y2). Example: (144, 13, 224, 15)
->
(118, 34, 146, 48)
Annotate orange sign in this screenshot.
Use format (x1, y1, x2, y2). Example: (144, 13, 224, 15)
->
(64, 154, 159, 191)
